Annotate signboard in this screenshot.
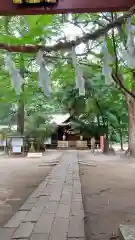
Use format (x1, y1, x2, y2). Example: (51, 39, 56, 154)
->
(0, 140, 6, 146)
(11, 138, 23, 147)
(13, 0, 56, 3)
(13, 146, 21, 153)
(0, 0, 135, 15)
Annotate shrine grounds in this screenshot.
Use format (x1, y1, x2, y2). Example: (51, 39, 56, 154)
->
(1, 149, 135, 240)
(79, 149, 135, 240)
(0, 151, 59, 226)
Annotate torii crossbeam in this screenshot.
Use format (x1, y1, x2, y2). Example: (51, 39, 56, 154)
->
(1, 0, 135, 15)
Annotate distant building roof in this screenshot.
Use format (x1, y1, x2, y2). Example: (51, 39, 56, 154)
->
(50, 114, 70, 125)
(0, 114, 70, 130)
(0, 125, 17, 130)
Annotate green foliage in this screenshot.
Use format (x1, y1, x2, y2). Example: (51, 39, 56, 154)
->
(106, 36, 114, 56)
(53, 63, 128, 141)
(24, 112, 57, 141)
(0, 14, 129, 145)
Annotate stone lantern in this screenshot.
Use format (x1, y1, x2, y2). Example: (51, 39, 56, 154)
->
(80, 135, 83, 141)
(63, 134, 66, 141)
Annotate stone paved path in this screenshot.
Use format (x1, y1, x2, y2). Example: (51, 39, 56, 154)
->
(0, 150, 85, 240)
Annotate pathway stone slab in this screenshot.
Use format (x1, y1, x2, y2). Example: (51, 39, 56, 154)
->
(35, 196, 49, 207)
(56, 203, 71, 218)
(5, 211, 28, 228)
(71, 201, 84, 216)
(49, 190, 62, 201)
(72, 196, 83, 202)
(42, 186, 52, 196)
(26, 197, 38, 204)
(0, 227, 15, 240)
(12, 222, 34, 239)
(24, 205, 45, 222)
(68, 238, 84, 240)
(60, 192, 72, 204)
(68, 215, 85, 238)
(49, 217, 69, 240)
(34, 213, 54, 234)
(38, 180, 48, 189)
(30, 233, 49, 240)
(20, 203, 35, 211)
(43, 201, 59, 214)
(119, 225, 135, 240)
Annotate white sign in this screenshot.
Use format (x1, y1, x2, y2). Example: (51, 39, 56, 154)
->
(11, 138, 23, 146)
(13, 146, 21, 153)
(0, 140, 6, 146)
(3, 140, 6, 146)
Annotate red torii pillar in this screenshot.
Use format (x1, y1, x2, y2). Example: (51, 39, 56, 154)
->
(100, 136, 104, 153)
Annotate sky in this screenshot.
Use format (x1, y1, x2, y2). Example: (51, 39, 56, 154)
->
(63, 23, 86, 54)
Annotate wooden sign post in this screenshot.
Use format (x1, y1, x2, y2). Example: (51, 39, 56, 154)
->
(11, 136, 23, 153)
(0, 0, 135, 15)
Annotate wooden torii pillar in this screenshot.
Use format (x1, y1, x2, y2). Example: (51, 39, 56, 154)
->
(0, 0, 135, 15)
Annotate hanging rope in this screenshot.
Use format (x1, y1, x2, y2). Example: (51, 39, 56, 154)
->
(122, 17, 135, 68)
(101, 41, 114, 85)
(5, 53, 24, 95)
(36, 50, 51, 96)
(71, 47, 85, 96)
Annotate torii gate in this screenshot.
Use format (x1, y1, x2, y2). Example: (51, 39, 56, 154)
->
(0, 0, 135, 15)
(0, 0, 133, 152)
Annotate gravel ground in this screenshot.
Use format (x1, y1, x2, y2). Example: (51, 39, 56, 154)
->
(79, 151, 135, 240)
(0, 151, 63, 226)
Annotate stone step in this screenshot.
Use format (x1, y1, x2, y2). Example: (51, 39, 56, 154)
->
(27, 152, 43, 158)
(119, 225, 135, 240)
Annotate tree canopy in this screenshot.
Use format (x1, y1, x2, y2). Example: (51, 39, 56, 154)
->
(0, 10, 135, 152)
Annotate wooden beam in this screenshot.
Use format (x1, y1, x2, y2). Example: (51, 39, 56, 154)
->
(1, 0, 135, 15)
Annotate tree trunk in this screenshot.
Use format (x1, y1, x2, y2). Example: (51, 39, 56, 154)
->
(126, 93, 135, 157)
(17, 75, 24, 135)
(119, 128, 124, 151)
(17, 97, 24, 135)
(17, 62, 25, 136)
(103, 137, 109, 153)
(97, 116, 100, 128)
(117, 117, 124, 151)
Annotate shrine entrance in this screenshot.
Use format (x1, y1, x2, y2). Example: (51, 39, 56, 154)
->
(49, 116, 101, 150)
(0, 0, 133, 155)
(0, 2, 134, 240)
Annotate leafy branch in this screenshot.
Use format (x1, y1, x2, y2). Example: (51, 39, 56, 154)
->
(1, 6, 135, 53)
(110, 12, 135, 98)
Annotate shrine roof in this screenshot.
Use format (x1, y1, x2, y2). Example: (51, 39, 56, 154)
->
(50, 113, 70, 125)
